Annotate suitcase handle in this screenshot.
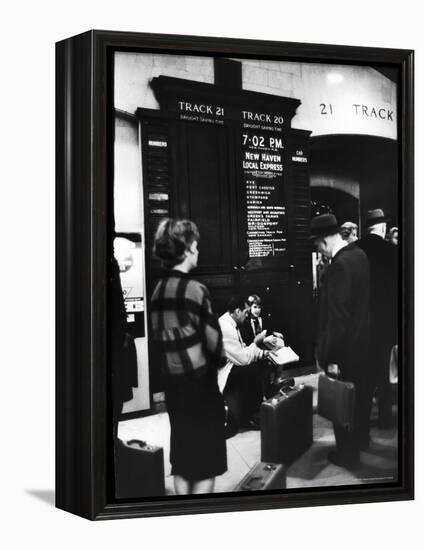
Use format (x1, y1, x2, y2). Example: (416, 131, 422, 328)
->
(240, 464, 277, 490)
(126, 439, 147, 448)
(279, 382, 304, 394)
(240, 475, 264, 491)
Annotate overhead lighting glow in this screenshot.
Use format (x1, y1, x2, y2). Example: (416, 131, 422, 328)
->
(327, 72, 344, 84)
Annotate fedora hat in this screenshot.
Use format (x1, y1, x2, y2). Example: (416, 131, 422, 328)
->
(365, 208, 390, 226)
(309, 213, 340, 240)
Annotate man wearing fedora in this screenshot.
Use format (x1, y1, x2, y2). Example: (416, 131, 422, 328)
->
(311, 213, 370, 468)
(357, 209, 398, 431)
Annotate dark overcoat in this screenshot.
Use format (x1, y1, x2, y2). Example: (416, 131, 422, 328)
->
(356, 234, 398, 347)
(317, 243, 370, 380)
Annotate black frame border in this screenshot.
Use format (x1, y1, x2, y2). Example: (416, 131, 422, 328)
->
(55, 30, 414, 520)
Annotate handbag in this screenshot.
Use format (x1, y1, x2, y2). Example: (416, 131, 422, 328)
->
(317, 373, 355, 431)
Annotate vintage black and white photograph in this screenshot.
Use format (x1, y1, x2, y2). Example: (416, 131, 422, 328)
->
(111, 51, 400, 498)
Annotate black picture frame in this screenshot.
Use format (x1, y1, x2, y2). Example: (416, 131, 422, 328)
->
(56, 30, 414, 520)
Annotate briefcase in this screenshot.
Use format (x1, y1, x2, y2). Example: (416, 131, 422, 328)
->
(234, 462, 286, 492)
(114, 439, 165, 498)
(260, 384, 313, 465)
(317, 374, 355, 431)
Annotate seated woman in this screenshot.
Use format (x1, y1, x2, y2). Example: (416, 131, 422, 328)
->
(150, 218, 227, 495)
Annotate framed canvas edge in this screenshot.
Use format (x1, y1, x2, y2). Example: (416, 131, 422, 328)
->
(55, 30, 414, 521)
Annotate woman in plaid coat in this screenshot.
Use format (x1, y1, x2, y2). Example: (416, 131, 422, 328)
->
(150, 219, 227, 494)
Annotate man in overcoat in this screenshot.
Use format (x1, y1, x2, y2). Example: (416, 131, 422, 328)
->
(357, 209, 398, 430)
(312, 214, 370, 468)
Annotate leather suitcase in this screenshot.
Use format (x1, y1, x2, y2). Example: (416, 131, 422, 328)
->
(114, 439, 165, 498)
(317, 374, 355, 431)
(234, 462, 286, 492)
(260, 384, 313, 465)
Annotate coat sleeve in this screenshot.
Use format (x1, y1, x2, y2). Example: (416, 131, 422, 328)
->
(220, 320, 264, 366)
(324, 261, 351, 365)
(198, 286, 227, 367)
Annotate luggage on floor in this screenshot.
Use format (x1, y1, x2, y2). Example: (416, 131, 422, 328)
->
(114, 438, 165, 498)
(317, 373, 355, 431)
(260, 383, 313, 465)
(234, 462, 286, 492)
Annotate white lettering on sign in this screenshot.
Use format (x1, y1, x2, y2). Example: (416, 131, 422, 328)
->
(292, 156, 308, 163)
(150, 208, 168, 215)
(245, 152, 260, 160)
(178, 101, 224, 116)
(242, 111, 285, 125)
(261, 153, 281, 162)
(149, 192, 169, 201)
(125, 299, 144, 313)
(352, 104, 394, 121)
(148, 140, 167, 147)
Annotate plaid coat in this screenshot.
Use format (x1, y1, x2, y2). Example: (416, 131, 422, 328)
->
(150, 270, 226, 378)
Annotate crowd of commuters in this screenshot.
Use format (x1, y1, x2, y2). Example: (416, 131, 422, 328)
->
(139, 208, 398, 493)
(311, 209, 398, 467)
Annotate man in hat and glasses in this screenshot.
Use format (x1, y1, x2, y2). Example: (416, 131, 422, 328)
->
(311, 213, 370, 468)
(357, 209, 398, 432)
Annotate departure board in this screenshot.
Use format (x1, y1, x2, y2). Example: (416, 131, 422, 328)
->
(241, 125, 287, 258)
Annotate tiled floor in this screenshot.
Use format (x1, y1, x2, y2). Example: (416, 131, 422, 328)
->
(118, 373, 398, 495)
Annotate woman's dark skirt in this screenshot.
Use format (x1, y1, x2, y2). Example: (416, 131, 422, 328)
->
(165, 373, 227, 481)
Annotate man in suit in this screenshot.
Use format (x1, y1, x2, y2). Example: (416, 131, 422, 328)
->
(240, 294, 285, 346)
(311, 214, 370, 468)
(357, 209, 398, 430)
(218, 297, 271, 430)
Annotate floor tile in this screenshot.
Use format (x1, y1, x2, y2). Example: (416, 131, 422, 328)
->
(117, 402, 398, 495)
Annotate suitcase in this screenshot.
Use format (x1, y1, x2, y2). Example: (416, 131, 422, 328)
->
(260, 384, 313, 465)
(114, 439, 165, 498)
(317, 374, 355, 431)
(234, 462, 286, 492)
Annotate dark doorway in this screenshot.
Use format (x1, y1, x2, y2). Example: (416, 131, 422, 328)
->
(311, 187, 359, 227)
(310, 134, 398, 233)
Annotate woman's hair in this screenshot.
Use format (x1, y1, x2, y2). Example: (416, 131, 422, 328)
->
(247, 294, 262, 307)
(153, 218, 199, 268)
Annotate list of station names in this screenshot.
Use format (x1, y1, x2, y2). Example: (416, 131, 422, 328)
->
(241, 118, 287, 258)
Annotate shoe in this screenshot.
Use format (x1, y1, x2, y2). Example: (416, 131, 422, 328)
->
(240, 417, 261, 431)
(328, 450, 360, 469)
